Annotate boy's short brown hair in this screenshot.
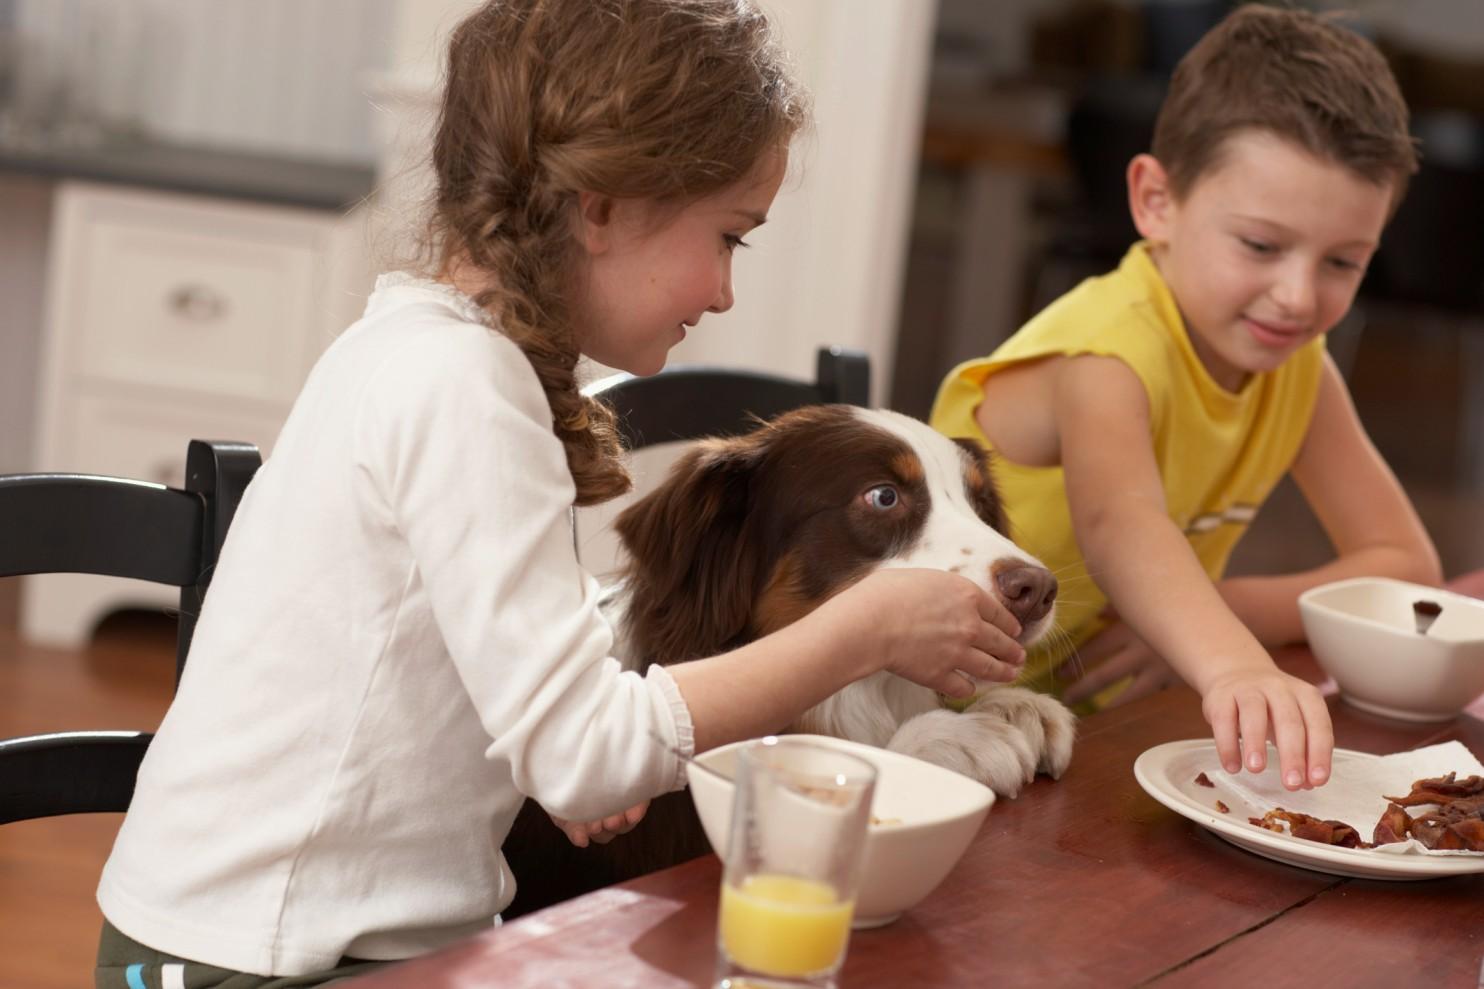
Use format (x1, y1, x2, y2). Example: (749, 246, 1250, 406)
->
(1152, 3, 1418, 201)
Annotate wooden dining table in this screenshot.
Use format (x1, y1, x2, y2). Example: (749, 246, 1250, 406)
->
(344, 646, 1484, 988)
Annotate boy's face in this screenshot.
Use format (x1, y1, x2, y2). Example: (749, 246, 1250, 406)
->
(1132, 130, 1392, 392)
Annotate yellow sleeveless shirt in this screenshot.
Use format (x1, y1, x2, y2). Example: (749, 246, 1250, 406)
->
(930, 242, 1323, 705)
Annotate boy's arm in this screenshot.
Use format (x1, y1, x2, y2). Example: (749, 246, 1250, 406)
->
(1055, 355, 1332, 789)
(1220, 354, 1443, 645)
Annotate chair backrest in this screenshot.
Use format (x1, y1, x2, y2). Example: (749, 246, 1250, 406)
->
(584, 345, 871, 449)
(0, 439, 261, 823)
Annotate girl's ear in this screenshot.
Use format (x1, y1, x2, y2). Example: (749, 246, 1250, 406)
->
(574, 191, 616, 255)
(1127, 153, 1175, 242)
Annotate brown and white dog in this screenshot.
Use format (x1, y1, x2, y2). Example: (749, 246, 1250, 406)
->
(502, 405, 1074, 916)
(607, 404, 1074, 794)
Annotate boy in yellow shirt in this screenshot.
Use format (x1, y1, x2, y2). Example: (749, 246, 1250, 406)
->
(932, 5, 1441, 791)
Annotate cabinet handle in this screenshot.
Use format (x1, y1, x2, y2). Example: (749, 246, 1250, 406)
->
(166, 284, 228, 322)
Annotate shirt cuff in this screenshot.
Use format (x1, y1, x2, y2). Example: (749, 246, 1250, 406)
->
(645, 664, 695, 791)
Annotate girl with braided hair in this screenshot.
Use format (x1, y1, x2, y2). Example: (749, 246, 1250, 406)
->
(94, 3, 1029, 983)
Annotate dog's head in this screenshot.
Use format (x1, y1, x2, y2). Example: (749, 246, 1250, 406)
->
(612, 405, 1057, 670)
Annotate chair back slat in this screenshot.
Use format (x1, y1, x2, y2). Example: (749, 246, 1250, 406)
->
(0, 732, 152, 823)
(587, 345, 872, 450)
(0, 477, 204, 584)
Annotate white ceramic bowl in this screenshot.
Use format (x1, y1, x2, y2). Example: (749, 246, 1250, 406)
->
(1298, 577, 1484, 722)
(686, 733, 994, 927)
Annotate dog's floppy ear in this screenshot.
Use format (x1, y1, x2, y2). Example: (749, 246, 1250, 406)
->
(614, 435, 768, 667)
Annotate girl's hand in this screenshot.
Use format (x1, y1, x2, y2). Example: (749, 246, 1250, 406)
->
(1057, 614, 1180, 707)
(1200, 668, 1333, 791)
(550, 800, 650, 848)
(831, 569, 1027, 698)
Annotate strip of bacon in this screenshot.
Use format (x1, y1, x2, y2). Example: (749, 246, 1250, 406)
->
(1383, 772, 1484, 807)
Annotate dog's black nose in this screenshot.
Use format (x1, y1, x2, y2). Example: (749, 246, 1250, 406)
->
(995, 564, 1058, 626)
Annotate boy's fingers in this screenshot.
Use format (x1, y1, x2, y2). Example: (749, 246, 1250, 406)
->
(1237, 692, 1269, 773)
(1267, 693, 1307, 791)
(1106, 668, 1166, 708)
(1077, 626, 1131, 667)
(1208, 698, 1241, 775)
(1062, 647, 1135, 704)
(1298, 689, 1334, 786)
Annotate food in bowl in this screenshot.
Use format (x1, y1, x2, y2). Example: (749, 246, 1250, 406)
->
(1298, 577, 1484, 721)
(687, 734, 995, 927)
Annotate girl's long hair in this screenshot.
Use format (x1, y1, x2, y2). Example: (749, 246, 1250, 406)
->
(421, 0, 809, 506)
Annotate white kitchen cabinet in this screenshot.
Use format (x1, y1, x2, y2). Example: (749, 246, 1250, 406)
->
(23, 180, 372, 647)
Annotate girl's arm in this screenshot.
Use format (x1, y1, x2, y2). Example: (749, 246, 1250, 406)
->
(669, 567, 1027, 753)
(558, 568, 1026, 844)
(1054, 355, 1331, 788)
(1219, 354, 1442, 645)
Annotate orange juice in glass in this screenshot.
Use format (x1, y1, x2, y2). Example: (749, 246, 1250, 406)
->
(715, 737, 875, 989)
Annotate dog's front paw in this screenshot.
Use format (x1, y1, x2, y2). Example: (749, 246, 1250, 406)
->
(965, 687, 1077, 780)
(885, 708, 1040, 797)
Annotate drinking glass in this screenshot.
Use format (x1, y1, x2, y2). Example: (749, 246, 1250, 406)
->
(714, 737, 877, 989)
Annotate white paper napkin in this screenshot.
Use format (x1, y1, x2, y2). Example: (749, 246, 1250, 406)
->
(1219, 741, 1484, 857)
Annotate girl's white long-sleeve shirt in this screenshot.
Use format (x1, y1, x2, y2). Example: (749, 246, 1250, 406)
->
(96, 274, 695, 976)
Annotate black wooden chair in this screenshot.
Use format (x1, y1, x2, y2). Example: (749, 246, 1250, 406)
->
(0, 439, 261, 824)
(501, 345, 871, 919)
(584, 344, 871, 449)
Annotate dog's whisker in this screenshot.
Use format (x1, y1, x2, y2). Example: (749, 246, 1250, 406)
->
(1024, 623, 1086, 690)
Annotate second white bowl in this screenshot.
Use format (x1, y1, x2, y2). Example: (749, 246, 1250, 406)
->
(687, 733, 994, 927)
(1299, 576, 1484, 722)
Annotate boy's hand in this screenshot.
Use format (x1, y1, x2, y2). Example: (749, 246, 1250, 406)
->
(550, 800, 650, 848)
(1200, 668, 1333, 791)
(1056, 614, 1180, 706)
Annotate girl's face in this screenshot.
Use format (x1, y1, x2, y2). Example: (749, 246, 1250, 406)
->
(572, 149, 788, 376)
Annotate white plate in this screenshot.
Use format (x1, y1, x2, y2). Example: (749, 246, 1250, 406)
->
(1133, 740, 1484, 881)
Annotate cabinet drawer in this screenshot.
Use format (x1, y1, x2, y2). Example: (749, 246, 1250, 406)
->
(59, 391, 284, 484)
(56, 184, 334, 405)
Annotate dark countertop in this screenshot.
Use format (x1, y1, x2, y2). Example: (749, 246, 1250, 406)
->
(0, 135, 378, 212)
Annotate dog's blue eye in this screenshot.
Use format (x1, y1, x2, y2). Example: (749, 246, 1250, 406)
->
(864, 485, 899, 510)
